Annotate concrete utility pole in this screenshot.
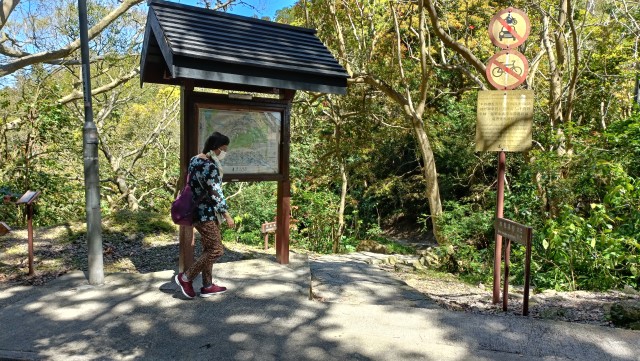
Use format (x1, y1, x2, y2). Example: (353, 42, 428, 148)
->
(78, 0, 104, 285)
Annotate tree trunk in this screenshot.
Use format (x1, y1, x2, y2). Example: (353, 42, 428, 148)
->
(115, 173, 139, 211)
(411, 115, 443, 241)
(334, 160, 348, 253)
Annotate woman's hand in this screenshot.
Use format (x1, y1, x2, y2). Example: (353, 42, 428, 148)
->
(224, 212, 235, 228)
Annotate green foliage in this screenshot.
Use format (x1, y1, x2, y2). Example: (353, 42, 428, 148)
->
(372, 236, 415, 255)
(222, 182, 277, 247)
(505, 115, 640, 291)
(434, 201, 495, 248)
(292, 189, 340, 253)
(606, 112, 640, 176)
(535, 160, 639, 290)
(415, 111, 640, 292)
(106, 210, 176, 234)
(423, 201, 494, 282)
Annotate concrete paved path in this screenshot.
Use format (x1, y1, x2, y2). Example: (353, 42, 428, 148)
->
(0, 252, 637, 361)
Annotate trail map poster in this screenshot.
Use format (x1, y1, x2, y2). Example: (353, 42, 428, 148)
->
(198, 107, 281, 174)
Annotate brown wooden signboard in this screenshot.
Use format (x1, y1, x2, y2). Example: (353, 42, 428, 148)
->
(495, 217, 533, 316)
(261, 221, 277, 250)
(261, 222, 277, 234)
(0, 222, 11, 236)
(495, 218, 530, 245)
(15, 190, 40, 205)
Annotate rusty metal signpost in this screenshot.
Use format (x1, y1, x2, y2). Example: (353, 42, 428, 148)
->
(478, 7, 534, 308)
(495, 218, 533, 316)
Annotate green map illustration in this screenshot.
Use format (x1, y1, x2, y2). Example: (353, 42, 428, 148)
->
(198, 108, 281, 174)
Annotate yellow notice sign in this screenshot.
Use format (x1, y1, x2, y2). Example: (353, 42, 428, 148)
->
(475, 90, 533, 152)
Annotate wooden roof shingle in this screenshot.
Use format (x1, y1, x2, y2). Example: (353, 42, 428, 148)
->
(140, 0, 349, 94)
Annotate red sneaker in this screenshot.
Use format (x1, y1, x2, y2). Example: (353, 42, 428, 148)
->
(200, 284, 227, 297)
(174, 273, 195, 299)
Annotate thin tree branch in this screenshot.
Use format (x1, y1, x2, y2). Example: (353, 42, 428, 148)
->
(58, 67, 140, 105)
(390, 1, 414, 114)
(563, 0, 580, 124)
(349, 75, 409, 110)
(415, 1, 429, 116)
(424, 0, 485, 75)
(0, 0, 143, 78)
(0, 0, 20, 33)
(329, 0, 352, 76)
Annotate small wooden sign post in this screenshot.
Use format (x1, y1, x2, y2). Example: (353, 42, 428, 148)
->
(0, 222, 11, 236)
(261, 221, 277, 250)
(15, 191, 41, 276)
(495, 217, 533, 316)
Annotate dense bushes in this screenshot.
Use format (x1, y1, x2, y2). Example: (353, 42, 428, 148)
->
(429, 114, 640, 291)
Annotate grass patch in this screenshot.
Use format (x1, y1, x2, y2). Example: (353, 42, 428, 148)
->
(37, 258, 66, 272)
(3, 244, 25, 256)
(373, 237, 416, 254)
(106, 210, 176, 234)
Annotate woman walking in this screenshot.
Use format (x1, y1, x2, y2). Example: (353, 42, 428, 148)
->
(175, 132, 235, 298)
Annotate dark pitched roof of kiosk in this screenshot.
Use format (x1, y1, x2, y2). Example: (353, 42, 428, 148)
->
(140, 0, 348, 94)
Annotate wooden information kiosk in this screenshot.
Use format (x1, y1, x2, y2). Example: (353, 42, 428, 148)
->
(140, 0, 348, 269)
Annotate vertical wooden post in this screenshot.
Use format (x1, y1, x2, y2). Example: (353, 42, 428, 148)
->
(179, 226, 195, 272)
(179, 82, 196, 272)
(276, 181, 290, 264)
(493, 150, 506, 303)
(16, 191, 39, 276)
(276, 90, 295, 264)
(27, 204, 34, 276)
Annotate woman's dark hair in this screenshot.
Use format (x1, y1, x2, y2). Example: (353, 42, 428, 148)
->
(202, 132, 230, 153)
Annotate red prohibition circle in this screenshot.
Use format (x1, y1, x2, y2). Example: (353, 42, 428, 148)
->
(485, 49, 529, 90)
(488, 7, 531, 49)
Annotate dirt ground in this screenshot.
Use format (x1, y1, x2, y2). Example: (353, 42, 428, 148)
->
(395, 268, 639, 328)
(1, 224, 639, 329)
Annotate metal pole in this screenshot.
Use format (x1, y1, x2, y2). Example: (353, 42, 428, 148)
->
(523, 228, 533, 316)
(503, 238, 511, 312)
(79, 0, 104, 285)
(493, 151, 506, 303)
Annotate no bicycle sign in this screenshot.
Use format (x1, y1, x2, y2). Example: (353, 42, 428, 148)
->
(486, 50, 529, 90)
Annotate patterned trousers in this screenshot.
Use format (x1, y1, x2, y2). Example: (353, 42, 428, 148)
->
(185, 220, 224, 286)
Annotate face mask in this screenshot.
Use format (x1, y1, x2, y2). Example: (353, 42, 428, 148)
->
(217, 150, 227, 161)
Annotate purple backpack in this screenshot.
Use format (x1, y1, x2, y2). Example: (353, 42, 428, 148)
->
(171, 172, 201, 226)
